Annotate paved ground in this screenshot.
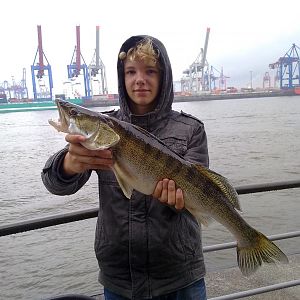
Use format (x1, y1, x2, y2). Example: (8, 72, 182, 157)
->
(93, 254, 300, 300)
(206, 253, 300, 299)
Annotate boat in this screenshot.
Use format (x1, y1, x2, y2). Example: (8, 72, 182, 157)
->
(0, 98, 83, 113)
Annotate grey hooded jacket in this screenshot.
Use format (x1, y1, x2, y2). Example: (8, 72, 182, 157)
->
(41, 35, 209, 299)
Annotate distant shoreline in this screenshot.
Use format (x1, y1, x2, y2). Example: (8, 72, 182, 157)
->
(0, 89, 298, 113)
(83, 89, 297, 108)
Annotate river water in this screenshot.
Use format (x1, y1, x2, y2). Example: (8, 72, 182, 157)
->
(0, 96, 299, 299)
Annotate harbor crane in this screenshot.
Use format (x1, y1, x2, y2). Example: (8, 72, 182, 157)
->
(31, 25, 53, 100)
(67, 26, 91, 99)
(0, 69, 29, 102)
(263, 72, 271, 89)
(0, 81, 10, 102)
(269, 43, 300, 89)
(10, 68, 29, 99)
(89, 26, 108, 96)
(181, 28, 210, 94)
(210, 66, 230, 91)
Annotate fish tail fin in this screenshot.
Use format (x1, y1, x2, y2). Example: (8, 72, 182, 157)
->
(237, 230, 289, 276)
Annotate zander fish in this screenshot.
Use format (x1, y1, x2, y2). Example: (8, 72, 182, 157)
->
(49, 99, 288, 276)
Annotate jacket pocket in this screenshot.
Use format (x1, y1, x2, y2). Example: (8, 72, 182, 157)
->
(176, 212, 202, 257)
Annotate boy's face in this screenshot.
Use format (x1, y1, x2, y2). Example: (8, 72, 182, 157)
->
(124, 58, 160, 115)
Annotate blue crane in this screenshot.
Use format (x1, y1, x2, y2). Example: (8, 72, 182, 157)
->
(210, 66, 230, 91)
(67, 26, 91, 99)
(269, 43, 300, 89)
(31, 25, 53, 100)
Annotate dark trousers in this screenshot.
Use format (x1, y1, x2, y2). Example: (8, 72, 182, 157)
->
(104, 278, 207, 300)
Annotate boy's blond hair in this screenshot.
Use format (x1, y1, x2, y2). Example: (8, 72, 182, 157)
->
(119, 38, 160, 67)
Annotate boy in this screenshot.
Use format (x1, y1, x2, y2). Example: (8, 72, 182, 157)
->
(42, 35, 209, 299)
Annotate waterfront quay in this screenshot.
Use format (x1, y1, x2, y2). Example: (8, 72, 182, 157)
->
(83, 89, 297, 108)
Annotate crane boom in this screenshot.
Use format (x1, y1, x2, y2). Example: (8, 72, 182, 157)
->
(76, 26, 81, 75)
(201, 27, 210, 68)
(37, 25, 44, 78)
(96, 25, 100, 69)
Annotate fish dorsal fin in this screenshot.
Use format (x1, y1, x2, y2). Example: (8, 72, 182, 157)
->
(193, 164, 242, 211)
(112, 162, 134, 199)
(131, 123, 150, 135)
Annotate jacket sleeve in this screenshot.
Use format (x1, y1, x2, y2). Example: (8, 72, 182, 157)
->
(41, 147, 92, 196)
(184, 121, 209, 168)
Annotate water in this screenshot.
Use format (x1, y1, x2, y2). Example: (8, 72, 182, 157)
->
(0, 96, 299, 299)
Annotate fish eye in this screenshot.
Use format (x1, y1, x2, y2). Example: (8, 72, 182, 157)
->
(69, 108, 78, 116)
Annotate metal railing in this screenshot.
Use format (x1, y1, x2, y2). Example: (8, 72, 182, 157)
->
(1, 179, 299, 237)
(209, 279, 300, 300)
(1, 179, 300, 300)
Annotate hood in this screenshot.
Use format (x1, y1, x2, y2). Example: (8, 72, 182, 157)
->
(117, 35, 174, 129)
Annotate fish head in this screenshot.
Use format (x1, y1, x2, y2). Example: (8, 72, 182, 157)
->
(49, 99, 120, 150)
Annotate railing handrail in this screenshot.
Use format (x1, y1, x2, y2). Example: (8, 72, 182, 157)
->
(1, 179, 299, 299)
(1, 179, 299, 237)
(235, 179, 300, 194)
(203, 230, 300, 253)
(208, 279, 300, 300)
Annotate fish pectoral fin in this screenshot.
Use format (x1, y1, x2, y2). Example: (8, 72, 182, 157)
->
(115, 173, 133, 199)
(112, 163, 134, 199)
(193, 164, 242, 211)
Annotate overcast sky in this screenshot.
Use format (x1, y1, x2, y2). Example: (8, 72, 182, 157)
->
(1, 0, 300, 97)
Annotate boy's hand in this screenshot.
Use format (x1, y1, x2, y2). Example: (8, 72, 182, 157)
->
(152, 179, 184, 210)
(63, 134, 113, 176)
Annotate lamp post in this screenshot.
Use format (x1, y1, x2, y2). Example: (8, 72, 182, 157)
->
(250, 70, 253, 89)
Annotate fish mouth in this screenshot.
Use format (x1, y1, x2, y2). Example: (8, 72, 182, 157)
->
(48, 99, 70, 132)
(49, 99, 121, 150)
(57, 99, 68, 124)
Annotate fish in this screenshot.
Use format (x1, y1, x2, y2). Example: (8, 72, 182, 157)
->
(49, 98, 289, 276)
